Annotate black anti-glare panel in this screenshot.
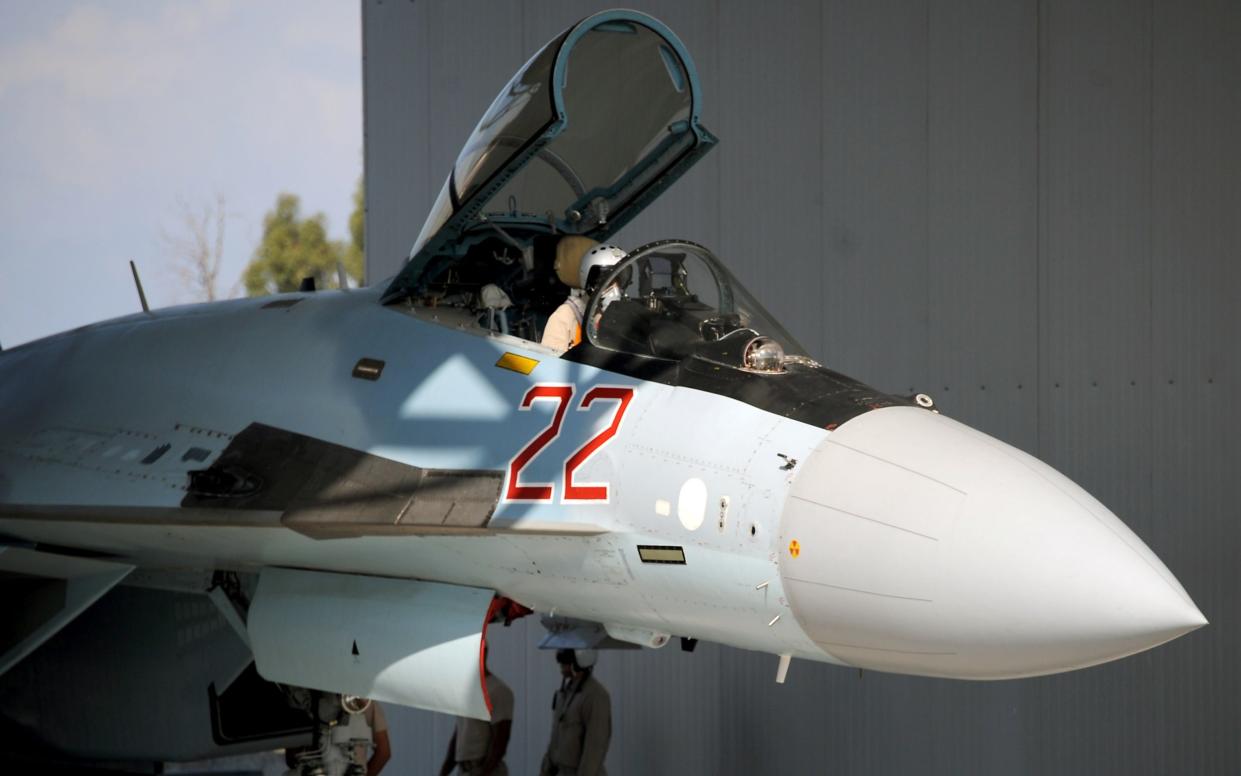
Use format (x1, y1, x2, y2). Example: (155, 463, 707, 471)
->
(182, 423, 504, 538)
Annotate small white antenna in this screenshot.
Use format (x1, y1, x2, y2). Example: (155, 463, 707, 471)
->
(129, 260, 150, 313)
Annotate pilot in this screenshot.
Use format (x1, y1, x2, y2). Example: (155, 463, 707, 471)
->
(540, 237, 627, 353)
(439, 646, 514, 775)
(539, 648, 611, 776)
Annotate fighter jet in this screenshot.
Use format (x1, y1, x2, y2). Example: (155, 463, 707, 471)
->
(0, 8, 1205, 765)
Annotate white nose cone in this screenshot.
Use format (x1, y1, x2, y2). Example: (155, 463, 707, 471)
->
(779, 406, 1205, 679)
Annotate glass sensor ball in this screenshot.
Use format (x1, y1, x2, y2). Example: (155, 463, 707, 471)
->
(744, 337, 785, 372)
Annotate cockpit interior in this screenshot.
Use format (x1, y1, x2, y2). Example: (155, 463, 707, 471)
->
(379, 9, 912, 426)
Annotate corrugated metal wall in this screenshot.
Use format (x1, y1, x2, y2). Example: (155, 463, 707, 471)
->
(362, 1, 1240, 772)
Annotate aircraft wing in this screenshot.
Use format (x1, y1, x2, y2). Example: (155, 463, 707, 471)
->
(0, 419, 603, 736)
(0, 421, 606, 540)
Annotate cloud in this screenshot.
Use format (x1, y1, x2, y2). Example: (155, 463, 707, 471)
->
(0, 1, 360, 194)
(280, 3, 362, 61)
(0, 1, 244, 192)
(0, 2, 235, 101)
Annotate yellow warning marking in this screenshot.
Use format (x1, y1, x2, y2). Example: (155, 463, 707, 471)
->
(495, 352, 538, 375)
(788, 539, 801, 558)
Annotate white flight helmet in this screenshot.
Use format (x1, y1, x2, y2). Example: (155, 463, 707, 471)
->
(574, 648, 599, 669)
(555, 647, 599, 671)
(578, 244, 627, 294)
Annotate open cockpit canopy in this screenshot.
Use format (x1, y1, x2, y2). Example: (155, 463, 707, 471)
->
(383, 10, 716, 302)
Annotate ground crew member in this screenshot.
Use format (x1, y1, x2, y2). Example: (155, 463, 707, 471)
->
(359, 700, 391, 776)
(439, 648, 514, 775)
(541, 237, 627, 353)
(539, 648, 611, 776)
(285, 694, 390, 776)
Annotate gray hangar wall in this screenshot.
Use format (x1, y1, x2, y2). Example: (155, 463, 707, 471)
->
(361, 1, 1239, 774)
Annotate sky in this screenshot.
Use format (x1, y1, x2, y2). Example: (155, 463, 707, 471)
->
(0, 1, 362, 347)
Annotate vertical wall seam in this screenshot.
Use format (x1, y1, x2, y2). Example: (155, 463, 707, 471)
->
(1035, 0, 1045, 459)
(715, 0, 723, 267)
(1147, 0, 1156, 521)
(925, 0, 932, 391)
(422, 0, 432, 267)
(818, 0, 825, 359)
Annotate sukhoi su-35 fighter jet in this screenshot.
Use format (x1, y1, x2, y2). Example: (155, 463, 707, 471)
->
(0, 8, 1205, 764)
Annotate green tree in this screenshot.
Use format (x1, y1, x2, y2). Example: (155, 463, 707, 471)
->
(243, 192, 362, 296)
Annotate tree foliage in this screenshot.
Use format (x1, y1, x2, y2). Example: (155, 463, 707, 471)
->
(243, 188, 364, 296)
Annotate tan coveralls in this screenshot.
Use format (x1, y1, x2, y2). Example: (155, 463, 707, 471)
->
(541, 294, 586, 353)
(540, 674, 611, 776)
(453, 673, 514, 774)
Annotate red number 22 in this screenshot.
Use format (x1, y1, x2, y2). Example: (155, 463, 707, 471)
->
(504, 384, 634, 503)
